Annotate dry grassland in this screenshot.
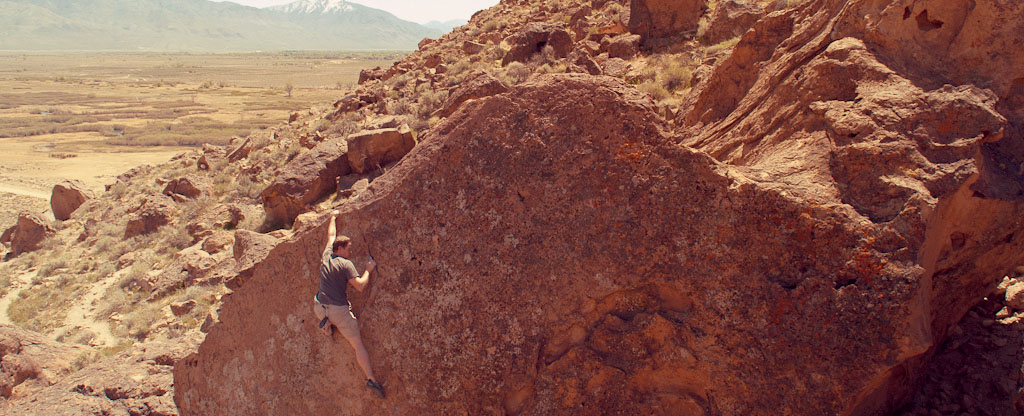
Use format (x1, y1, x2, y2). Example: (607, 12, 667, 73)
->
(0, 51, 400, 228)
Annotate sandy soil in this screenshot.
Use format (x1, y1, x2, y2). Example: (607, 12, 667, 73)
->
(0, 133, 185, 229)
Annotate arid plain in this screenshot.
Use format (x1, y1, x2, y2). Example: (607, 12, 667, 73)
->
(0, 51, 400, 228)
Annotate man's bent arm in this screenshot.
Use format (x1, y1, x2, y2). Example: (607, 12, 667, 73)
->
(351, 260, 376, 292)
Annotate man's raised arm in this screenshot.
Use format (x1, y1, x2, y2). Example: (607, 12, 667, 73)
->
(324, 210, 339, 253)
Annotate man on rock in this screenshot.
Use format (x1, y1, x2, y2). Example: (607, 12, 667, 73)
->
(313, 209, 385, 398)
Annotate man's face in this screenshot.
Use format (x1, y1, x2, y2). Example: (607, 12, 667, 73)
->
(335, 243, 352, 258)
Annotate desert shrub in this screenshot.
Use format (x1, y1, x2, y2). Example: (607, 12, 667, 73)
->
(535, 63, 567, 74)
(417, 89, 449, 120)
(120, 302, 165, 341)
(37, 257, 69, 277)
(639, 80, 671, 101)
(481, 19, 504, 32)
(387, 98, 415, 116)
(706, 36, 741, 56)
(661, 62, 692, 91)
(505, 62, 531, 84)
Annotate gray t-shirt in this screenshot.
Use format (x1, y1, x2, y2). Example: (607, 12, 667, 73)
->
(316, 247, 358, 306)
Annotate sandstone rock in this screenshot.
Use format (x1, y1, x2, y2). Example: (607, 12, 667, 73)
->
(146, 245, 219, 298)
(606, 34, 641, 59)
(201, 231, 234, 255)
(4, 337, 197, 416)
(423, 53, 442, 68)
(124, 195, 175, 239)
(259, 138, 350, 228)
(439, 70, 509, 118)
(628, 0, 705, 42)
(228, 230, 279, 290)
(50, 180, 91, 221)
(569, 51, 602, 75)
(177, 62, 1024, 416)
(1005, 282, 1024, 311)
(227, 137, 253, 162)
(162, 175, 208, 200)
(700, 0, 766, 45)
(0, 325, 87, 400)
(501, 22, 573, 66)
(0, 225, 14, 247)
(462, 40, 485, 55)
(10, 214, 55, 256)
(170, 300, 197, 317)
(358, 66, 386, 84)
(418, 37, 434, 50)
(346, 128, 416, 174)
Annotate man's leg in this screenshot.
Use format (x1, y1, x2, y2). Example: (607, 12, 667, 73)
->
(327, 305, 376, 381)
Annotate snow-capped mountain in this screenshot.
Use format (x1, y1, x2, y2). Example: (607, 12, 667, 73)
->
(0, 0, 443, 51)
(267, 0, 355, 15)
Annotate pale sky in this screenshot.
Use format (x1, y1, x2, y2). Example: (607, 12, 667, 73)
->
(219, 0, 499, 24)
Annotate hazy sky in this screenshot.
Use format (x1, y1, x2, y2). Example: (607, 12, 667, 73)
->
(219, 0, 499, 24)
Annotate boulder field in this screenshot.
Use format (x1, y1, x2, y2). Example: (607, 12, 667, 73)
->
(174, 0, 1024, 414)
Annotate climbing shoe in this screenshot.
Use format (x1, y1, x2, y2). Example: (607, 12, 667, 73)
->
(366, 379, 386, 399)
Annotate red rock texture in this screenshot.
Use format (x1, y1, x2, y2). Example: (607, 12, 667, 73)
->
(502, 22, 573, 66)
(50, 180, 91, 221)
(174, 45, 1024, 413)
(439, 70, 510, 118)
(0, 325, 87, 401)
(124, 195, 175, 239)
(162, 175, 209, 200)
(227, 229, 279, 290)
(259, 137, 350, 228)
(628, 0, 706, 41)
(700, 0, 766, 45)
(345, 128, 416, 174)
(3, 336, 199, 416)
(10, 214, 55, 256)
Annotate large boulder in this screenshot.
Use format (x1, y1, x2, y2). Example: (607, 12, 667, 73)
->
(259, 138, 350, 228)
(175, 62, 1024, 415)
(628, 0, 706, 42)
(346, 128, 417, 174)
(9, 214, 55, 256)
(439, 70, 510, 118)
(50, 180, 91, 221)
(501, 22, 573, 66)
(124, 195, 175, 239)
(162, 175, 209, 201)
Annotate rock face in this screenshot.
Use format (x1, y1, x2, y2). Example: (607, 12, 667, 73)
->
(228, 229, 280, 290)
(174, 1, 1024, 415)
(175, 55, 1024, 415)
(345, 128, 416, 174)
(50, 180, 91, 221)
(259, 138, 350, 228)
(700, 0, 766, 45)
(10, 214, 55, 256)
(628, 0, 705, 42)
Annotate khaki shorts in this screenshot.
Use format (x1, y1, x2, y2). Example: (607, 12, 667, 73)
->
(313, 299, 360, 340)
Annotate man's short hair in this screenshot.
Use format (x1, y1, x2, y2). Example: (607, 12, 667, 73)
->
(333, 235, 351, 253)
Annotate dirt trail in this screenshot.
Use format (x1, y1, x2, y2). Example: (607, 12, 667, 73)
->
(0, 270, 37, 326)
(0, 183, 50, 200)
(54, 271, 120, 347)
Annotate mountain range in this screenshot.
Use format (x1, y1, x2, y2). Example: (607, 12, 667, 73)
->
(0, 0, 444, 51)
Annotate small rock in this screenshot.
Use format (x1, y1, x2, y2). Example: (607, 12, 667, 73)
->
(996, 306, 1011, 319)
(994, 275, 1013, 297)
(1004, 281, 1024, 310)
(170, 300, 197, 317)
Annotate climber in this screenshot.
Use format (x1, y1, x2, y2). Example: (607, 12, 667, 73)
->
(313, 209, 385, 399)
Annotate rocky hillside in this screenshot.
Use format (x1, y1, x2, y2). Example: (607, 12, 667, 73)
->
(2, 0, 1024, 414)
